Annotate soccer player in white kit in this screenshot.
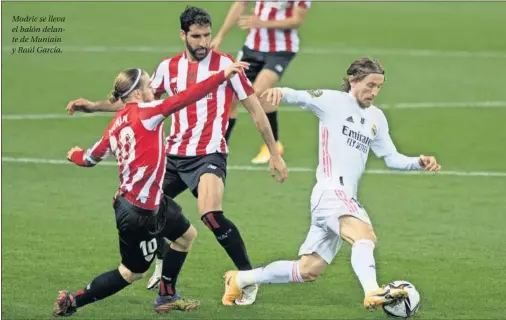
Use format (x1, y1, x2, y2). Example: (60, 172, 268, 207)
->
(222, 57, 441, 310)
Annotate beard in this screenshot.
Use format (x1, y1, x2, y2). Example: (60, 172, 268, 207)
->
(357, 99, 372, 108)
(186, 40, 209, 61)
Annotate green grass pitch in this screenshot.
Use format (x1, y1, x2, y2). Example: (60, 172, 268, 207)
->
(2, 2, 506, 319)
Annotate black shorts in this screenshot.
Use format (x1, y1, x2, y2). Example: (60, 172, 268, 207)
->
(114, 195, 190, 273)
(162, 152, 227, 198)
(237, 45, 296, 83)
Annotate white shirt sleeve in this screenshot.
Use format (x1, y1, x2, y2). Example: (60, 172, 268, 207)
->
(279, 88, 331, 120)
(150, 59, 170, 97)
(370, 111, 422, 171)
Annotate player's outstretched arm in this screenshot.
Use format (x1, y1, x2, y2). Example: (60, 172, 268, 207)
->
(67, 136, 110, 168)
(211, 1, 249, 50)
(371, 115, 441, 172)
(147, 62, 249, 121)
(66, 98, 123, 115)
(262, 87, 327, 119)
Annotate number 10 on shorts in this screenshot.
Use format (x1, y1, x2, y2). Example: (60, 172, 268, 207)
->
(140, 238, 157, 262)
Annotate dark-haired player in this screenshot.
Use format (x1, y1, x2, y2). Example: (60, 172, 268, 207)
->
(66, 6, 288, 306)
(54, 62, 248, 317)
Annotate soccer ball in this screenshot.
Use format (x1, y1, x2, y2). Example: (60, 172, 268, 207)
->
(382, 281, 421, 318)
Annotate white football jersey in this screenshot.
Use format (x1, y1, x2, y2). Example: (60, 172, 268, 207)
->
(280, 88, 422, 199)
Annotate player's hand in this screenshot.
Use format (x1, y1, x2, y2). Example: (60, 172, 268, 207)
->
(67, 146, 83, 161)
(261, 88, 283, 107)
(66, 98, 95, 115)
(418, 155, 441, 172)
(224, 62, 250, 79)
(269, 154, 288, 183)
(238, 15, 264, 30)
(210, 35, 223, 50)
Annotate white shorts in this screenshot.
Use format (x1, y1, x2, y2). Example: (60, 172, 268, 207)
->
(298, 189, 372, 264)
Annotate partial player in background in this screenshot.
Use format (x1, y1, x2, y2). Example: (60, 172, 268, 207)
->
(66, 6, 288, 306)
(211, 0, 311, 164)
(222, 57, 441, 310)
(53, 63, 246, 317)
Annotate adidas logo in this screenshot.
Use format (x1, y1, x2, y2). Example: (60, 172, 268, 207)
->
(346, 116, 354, 123)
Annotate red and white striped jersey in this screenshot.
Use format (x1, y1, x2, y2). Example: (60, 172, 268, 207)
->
(74, 71, 227, 210)
(150, 50, 255, 157)
(245, 1, 311, 53)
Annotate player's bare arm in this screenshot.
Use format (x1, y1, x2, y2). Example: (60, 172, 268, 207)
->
(211, 1, 249, 50)
(238, 5, 309, 30)
(241, 94, 288, 182)
(66, 98, 123, 115)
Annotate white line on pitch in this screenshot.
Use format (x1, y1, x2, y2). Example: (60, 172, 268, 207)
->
(2, 156, 505, 178)
(3, 101, 506, 121)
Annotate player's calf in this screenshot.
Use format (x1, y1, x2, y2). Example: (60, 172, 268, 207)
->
(198, 174, 252, 271)
(338, 215, 384, 306)
(154, 224, 199, 313)
(53, 264, 140, 317)
(298, 253, 329, 282)
(223, 256, 325, 306)
(148, 198, 196, 291)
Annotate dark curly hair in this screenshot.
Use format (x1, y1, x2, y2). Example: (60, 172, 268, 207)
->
(180, 6, 212, 33)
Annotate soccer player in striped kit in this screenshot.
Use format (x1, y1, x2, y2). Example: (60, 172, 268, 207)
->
(66, 6, 288, 306)
(54, 62, 248, 317)
(211, 1, 311, 164)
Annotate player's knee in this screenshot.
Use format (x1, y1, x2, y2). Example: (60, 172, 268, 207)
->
(299, 265, 322, 282)
(172, 225, 197, 251)
(299, 256, 326, 282)
(118, 264, 144, 283)
(339, 216, 376, 245)
(197, 174, 224, 215)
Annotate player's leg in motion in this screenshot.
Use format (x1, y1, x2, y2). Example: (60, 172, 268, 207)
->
(250, 68, 285, 164)
(337, 215, 407, 309)
(197, 172, 259, 304)
(222, 213, 338, 306)
(250, 51, 295, 164)
(223, 191, 408, 309)
(223, 252, 330, 305)
(148, 237, 170, 290)
(154, 196, 200, 312)
(198, 173, 252, 270)
(53, 197, 198, 317)
(52, 264, 134, 317)
(147, 158, 188, 290)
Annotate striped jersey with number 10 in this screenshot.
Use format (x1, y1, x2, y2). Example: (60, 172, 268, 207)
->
(76, 71, 227, 210)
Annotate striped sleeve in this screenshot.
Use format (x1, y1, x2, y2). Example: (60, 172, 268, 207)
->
(150, 58, 170, 97)
(139, 70, 227, 130)
(85, 136, 111, 165)
(221, 54, 255, 100)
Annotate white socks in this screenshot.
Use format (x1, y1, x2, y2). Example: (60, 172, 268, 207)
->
(351, 239, 380, 294)
(236, 260, 304, 288)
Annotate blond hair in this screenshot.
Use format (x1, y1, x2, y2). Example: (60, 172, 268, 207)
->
(109, 68, 146, 103)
